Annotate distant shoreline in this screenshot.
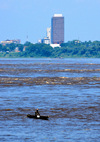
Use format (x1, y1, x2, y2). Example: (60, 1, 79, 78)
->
(0, 40, 100, 58)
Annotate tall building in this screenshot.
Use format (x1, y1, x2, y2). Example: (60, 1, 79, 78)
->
(51, 14, 64, 44)
(47, 27, 51, 43)
(47, 27, 51, 39)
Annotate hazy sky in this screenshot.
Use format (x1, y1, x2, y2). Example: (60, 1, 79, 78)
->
(0, 0, 100, 43)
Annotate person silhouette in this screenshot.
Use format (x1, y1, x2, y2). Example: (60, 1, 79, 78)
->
(35, 108, 40, 118)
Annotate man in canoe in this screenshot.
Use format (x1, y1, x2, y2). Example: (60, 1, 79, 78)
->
(27, 109, 49, 120)
(35, 108, 40, 118)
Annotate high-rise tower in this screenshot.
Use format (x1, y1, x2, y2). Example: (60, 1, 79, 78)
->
(51, 14, 64, 44)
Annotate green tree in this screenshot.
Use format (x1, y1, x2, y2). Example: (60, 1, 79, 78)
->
(17, 44, 24, 52)
(0, 44, 2, 51)
(9, 43, 16, 51)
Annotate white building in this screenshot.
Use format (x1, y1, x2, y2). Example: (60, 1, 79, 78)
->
(50, 44, 61, 48)
(43, 37, 50, 44)
(47, 27, 51, 43)
(38, 27, 51, 44)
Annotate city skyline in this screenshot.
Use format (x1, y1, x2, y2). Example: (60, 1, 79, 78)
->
(0, 0, 100, 44)
(38, 14, 64, 46)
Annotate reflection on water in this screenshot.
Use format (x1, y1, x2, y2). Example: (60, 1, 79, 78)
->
(0, 58, 100, 142)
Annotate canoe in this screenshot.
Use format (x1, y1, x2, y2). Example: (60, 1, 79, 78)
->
(27, 114, 49, 120)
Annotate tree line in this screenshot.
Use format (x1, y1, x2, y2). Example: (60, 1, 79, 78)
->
(0, 40, 100, 58)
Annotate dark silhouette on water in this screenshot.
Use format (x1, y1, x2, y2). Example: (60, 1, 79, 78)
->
(35, 108, 40, 118)
(27, 109, 49, 120)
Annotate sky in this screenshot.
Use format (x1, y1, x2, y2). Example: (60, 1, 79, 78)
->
(0, 0, 100, 44)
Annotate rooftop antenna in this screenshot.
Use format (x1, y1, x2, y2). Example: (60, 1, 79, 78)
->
(26, 34, 28, 42)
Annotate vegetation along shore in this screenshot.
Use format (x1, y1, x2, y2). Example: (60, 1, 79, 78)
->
(0, 40, 100, 58)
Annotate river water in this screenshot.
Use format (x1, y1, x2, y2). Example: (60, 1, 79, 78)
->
(0, 58, 100, 142)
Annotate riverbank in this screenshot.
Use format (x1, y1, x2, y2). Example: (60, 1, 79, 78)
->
(0, 52, 99, 58)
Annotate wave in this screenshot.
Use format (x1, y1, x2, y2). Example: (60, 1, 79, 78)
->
(0, 77, 100, 86)
(0, 106, 99, 121)
(0, 68, 100, 73)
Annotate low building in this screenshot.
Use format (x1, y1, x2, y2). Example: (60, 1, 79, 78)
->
(15, 47, 20, 52)
(42, 37, 50, 44)
(73, 40, 81, 44)
(1, 39, 21, 45)
(50, 44, 61, 48)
